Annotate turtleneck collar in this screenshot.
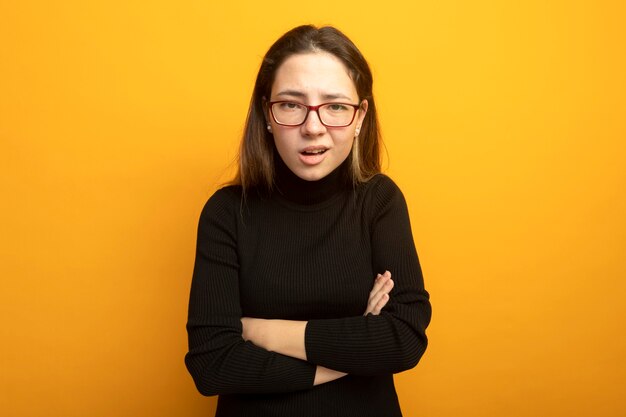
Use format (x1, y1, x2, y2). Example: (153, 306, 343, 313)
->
(273, 150, 352, 206)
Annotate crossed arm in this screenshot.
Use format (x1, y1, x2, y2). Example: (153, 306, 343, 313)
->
(186, 180, 430, 396)
(241, 271, 395, 385)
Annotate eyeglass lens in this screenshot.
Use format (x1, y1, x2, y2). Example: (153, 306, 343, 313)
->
(272, 102, 356, 126)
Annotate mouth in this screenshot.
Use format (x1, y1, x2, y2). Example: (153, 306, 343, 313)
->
(300, 147, 329, 156)
(298, 146, 329, 165)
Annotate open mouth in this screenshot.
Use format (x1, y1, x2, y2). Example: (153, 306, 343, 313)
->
(300, 148, 328, 156)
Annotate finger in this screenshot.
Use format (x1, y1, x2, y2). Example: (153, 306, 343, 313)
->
(368, 274, 384, 296)
(368, 278, 394, 308)
(369, 273, 390, 297)
(370, 294, 389, 315)
(366, 291, 384, 313)
(371, 278, 394, 299)
(384, 278, 394, 293)
(376, 293, 389, 312)
(365, 279, 393, 315)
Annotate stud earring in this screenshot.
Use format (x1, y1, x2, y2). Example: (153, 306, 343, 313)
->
(267, 125, 272, 133)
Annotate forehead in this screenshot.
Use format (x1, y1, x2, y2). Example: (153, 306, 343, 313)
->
(271, 52, 358, 99)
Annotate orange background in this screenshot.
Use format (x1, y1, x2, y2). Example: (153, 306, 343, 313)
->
(1, 1, 625, 416)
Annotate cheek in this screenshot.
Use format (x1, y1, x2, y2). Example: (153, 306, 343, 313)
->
(272, 130, 297, 160)
(272, 130, 289, 150)
(335, 133, 355, 153)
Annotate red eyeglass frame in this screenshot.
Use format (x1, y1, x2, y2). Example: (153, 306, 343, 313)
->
(268, 101, 362, 127)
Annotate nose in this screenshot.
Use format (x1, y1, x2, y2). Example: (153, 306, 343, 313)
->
(301, 108, 326, 136)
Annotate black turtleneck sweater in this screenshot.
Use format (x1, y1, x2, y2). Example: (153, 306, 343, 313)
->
(185, 158, 431, 417)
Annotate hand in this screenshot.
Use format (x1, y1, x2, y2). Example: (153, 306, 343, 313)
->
(314, 366, 347, 386)
(240, 317, 259, 343)
(364, 271, 393, 316)
(241, 317, 307, 361)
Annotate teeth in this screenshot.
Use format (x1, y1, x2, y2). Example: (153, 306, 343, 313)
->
(304, 149, 325, 154)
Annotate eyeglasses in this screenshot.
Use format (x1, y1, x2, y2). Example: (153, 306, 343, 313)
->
(268, 101, 361, 127)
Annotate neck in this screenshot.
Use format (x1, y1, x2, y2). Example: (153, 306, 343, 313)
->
(273, 153, 351, 205)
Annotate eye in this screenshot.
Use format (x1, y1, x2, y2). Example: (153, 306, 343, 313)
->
(326, 103, 350, 112)
(278, 102, 303, 112)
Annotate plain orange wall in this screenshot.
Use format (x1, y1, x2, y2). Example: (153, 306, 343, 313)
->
(1, 1, 625, 416)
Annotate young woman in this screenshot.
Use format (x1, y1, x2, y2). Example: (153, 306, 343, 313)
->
(185, 25, 431, 417)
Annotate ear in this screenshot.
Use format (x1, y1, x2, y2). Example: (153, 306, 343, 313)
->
(262, 96, 271, 124)
(356, 99, 368, 128)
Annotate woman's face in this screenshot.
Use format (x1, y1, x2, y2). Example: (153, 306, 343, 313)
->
(268, 52, 368, 182)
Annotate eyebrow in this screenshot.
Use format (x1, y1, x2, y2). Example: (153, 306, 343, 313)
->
(274, 90, 353, 101)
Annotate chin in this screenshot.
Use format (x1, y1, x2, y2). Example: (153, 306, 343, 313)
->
(293, 167, 330, 182)
(296, 172, 326, 182)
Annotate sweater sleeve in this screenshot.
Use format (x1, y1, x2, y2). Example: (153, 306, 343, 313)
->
(185, 188, 316, 396)
(304, 176, 431, 375)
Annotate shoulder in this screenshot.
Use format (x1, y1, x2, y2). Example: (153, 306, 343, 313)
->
(359, 174, 407, 208)
(364, 173, 403, 193)
(198, 185, 243, 223)
(354, 174, 412, 227)
(207, 185, 243, 204)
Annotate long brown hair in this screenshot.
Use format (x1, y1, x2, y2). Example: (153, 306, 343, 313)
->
(232, 25, 382, 191)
